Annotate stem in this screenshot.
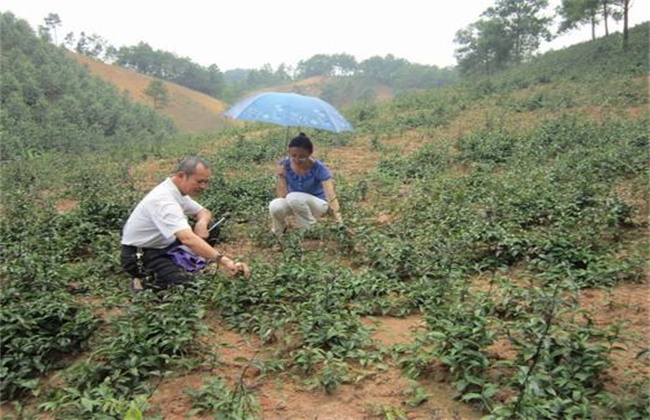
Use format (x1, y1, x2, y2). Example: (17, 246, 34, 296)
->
(511, 283, 560, 417)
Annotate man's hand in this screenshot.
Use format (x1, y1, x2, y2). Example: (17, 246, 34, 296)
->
(233, 262, 250, 279)
(220, 256, 251, 279)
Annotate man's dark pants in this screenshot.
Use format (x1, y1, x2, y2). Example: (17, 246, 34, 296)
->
(121, 245, 192, 289)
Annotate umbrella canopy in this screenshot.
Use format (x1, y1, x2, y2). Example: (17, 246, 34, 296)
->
(222, 92, 354, 133)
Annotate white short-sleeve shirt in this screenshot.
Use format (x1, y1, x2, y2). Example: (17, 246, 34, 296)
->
(121, 178, 204, 249)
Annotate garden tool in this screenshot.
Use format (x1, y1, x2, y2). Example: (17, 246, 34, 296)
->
(207, 212, 230, 245)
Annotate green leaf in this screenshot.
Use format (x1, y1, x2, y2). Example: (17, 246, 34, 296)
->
(460, 392, 484, 402)
(123, 406, 143, 420)
(81, 397, 96, 412)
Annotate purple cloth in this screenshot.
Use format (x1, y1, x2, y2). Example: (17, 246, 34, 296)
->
(167, 245, 207, 272)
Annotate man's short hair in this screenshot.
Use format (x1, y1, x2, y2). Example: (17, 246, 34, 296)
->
(177, 156, 210, 176)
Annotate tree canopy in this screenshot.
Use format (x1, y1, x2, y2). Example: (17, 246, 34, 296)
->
(453, 0, 637, 77)
(115, 42, 224, 98)
(454, 0, 553, 76)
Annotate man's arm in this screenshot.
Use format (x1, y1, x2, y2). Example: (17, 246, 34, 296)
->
(175, 228, 250, 278)
(192, 208, 212, 239)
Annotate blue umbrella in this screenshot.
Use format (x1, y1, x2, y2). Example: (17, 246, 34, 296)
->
(222, 92, 354, 133)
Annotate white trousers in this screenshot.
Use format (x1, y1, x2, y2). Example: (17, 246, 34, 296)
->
(269, 192, 329, 234)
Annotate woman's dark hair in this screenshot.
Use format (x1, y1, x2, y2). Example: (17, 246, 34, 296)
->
(288, 132, 313, 154)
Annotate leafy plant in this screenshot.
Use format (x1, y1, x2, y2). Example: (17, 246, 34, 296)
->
(185, 376, 260, 419)
(0, 288, 98, 400)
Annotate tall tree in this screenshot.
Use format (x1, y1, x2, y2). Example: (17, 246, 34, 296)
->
(613, 0, 632, 48)
(455, 0, 554, 75)
(482, 0, 553, 64)
(557, 0, 602, 40)
(42, 13, 61, 44)
(558, 0, 632, 47)
(454, 18, 514, 76)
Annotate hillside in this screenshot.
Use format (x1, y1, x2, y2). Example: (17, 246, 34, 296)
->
(256, 75, 395, 104)
(76, 57, 396, 130)
(1, 22, 648, 420)
(71, 53, 231, 134)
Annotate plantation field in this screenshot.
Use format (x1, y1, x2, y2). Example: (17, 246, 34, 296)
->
(1, 24, 649, 419)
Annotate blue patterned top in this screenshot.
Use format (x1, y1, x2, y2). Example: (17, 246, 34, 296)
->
(280, 157, 333, 201)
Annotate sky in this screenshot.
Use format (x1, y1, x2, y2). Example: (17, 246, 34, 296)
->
(1, 0, 648, 72)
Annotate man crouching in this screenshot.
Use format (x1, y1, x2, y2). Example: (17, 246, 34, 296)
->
(120, 156, 250, 291)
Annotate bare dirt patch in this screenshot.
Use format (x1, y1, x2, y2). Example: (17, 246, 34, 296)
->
(578, 280, 650, 392)
(55, 198, 78, 214)
(146, 314, 483, 420)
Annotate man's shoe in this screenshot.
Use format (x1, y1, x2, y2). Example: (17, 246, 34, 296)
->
(131, 277, 144, 292)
